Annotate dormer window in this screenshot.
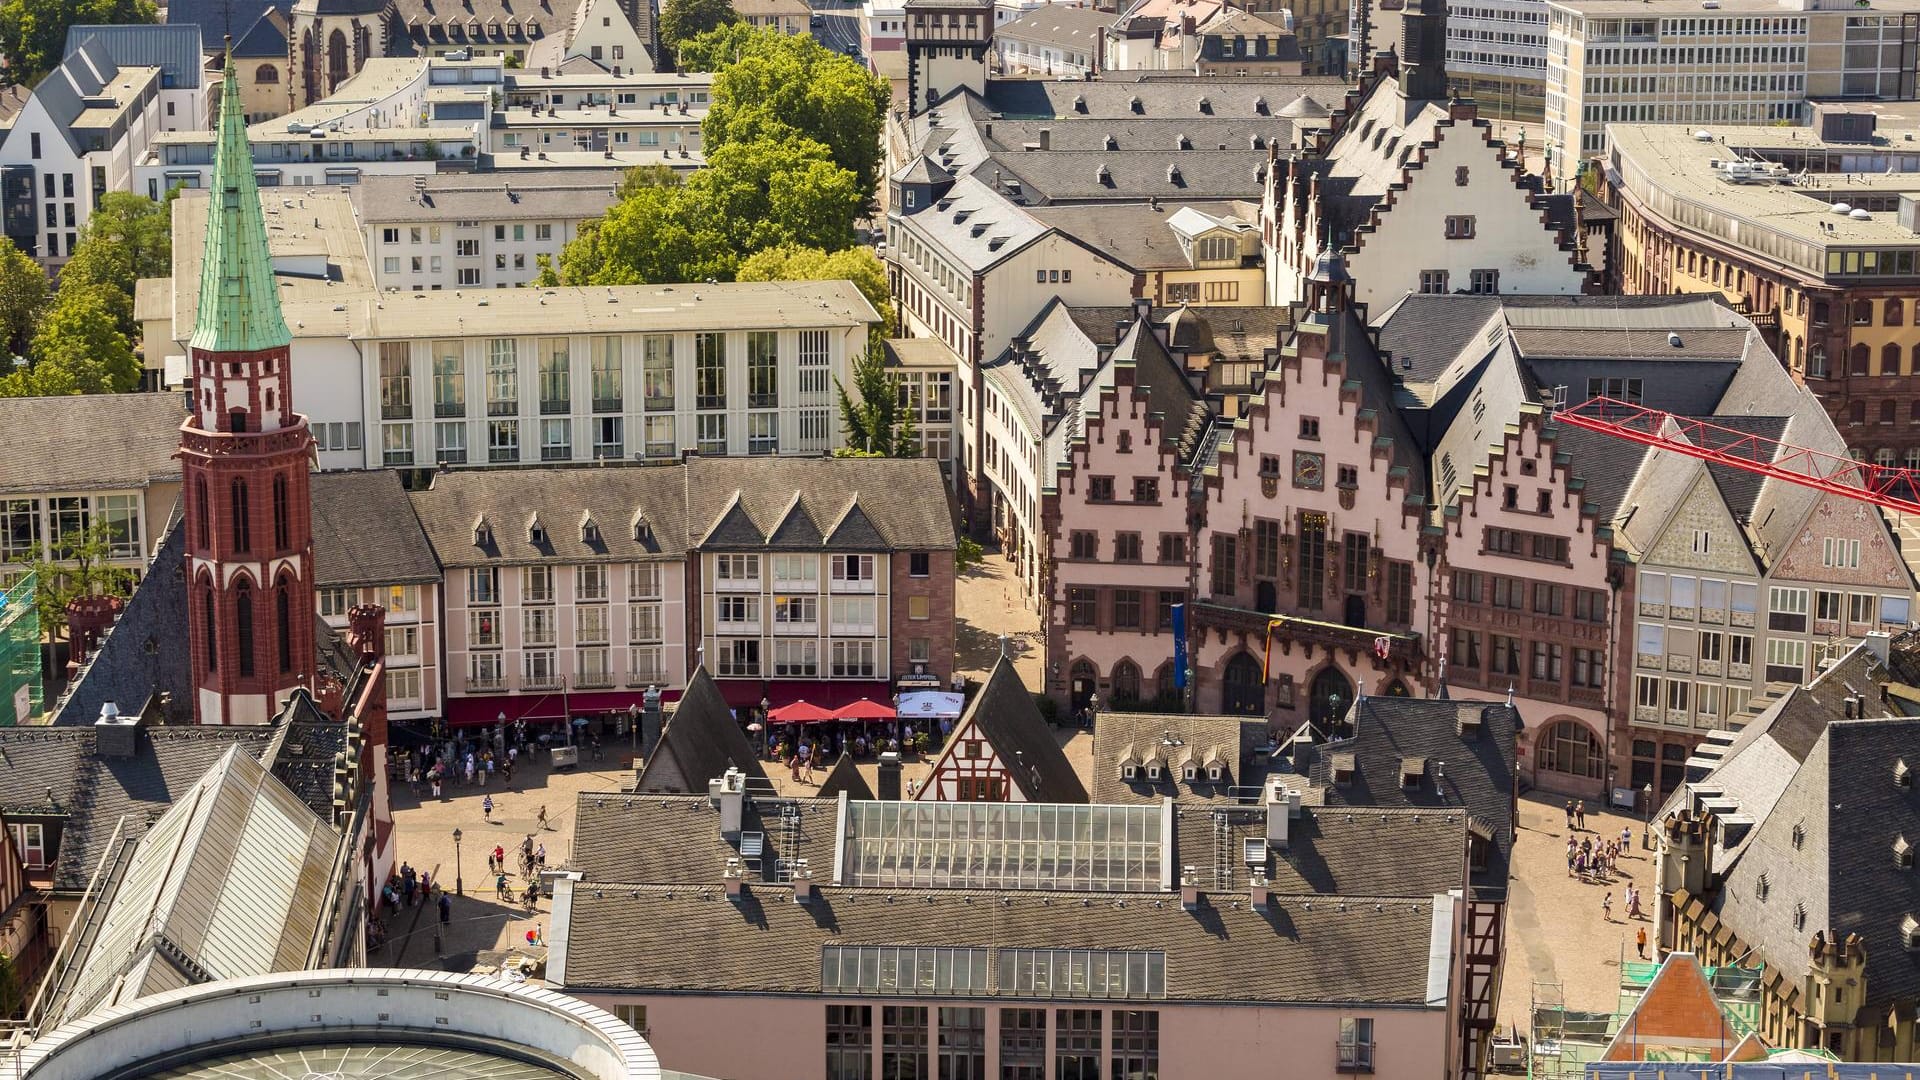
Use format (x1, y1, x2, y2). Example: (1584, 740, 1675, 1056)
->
(632, 510, 651, 543)
(1399, 757, 1426, 789)
(1902, 913, 1919, 950)
(1898, 757, 1912, 788)
(1121, 762, 1139, 781)
(581, 511, 600, 545)
(1145, 760, 1163, 781)
(528, 515, 546, 546)
(1331, 753, 1356, 786)
(1207, 764, 1224, 782)
(1182, 764, 1198, 782)
(1897, 834, 1914, 869)
(473, 515, 493, 547)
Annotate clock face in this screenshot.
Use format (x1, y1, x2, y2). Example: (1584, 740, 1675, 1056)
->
(1293, 450, 1325, 490)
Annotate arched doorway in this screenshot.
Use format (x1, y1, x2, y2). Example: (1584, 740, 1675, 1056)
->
(1537, 718, 1605, 787)
(1308, 665, 1354, 731)
(1070, 659, 1097, 713)
(1220, 652, 1264, 715)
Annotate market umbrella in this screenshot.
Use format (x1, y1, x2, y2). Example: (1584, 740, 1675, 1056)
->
(770, 700, 834, 724)
(746, 722, 765, 732)
(835, 698, 896, 721)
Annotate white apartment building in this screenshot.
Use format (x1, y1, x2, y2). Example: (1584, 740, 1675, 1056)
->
(133, 55, 501, 195)
(1445, 0, 1550, 117)
(146, 189, 881, 473)
(993, 5, 1109, 75)
(1544, 0, 1920, 184)
(0, 40, 168, 263)
(861, 0, 908, 55)
(351, 169, 623, 290)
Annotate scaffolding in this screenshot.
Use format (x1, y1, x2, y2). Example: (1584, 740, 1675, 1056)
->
(0, 573, 40, 725)
(1525, 949, 1771, 1079)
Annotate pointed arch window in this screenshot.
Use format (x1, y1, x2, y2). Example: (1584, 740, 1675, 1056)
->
(276, 580, 292, 673)
(202, 585, 218, 673)
(195, 478, 209, 546)
(232, 479, 251, 553)
(273, 474, 290, 550)
(235, 580, 255, 678)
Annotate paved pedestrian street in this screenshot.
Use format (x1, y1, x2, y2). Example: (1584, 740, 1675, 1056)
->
(1496, 791, 1661, 1036)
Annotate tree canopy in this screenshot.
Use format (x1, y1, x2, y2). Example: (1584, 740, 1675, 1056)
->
(835, 339, 917, 458)
(11, 519, 136, 642)
(696, 28, 892, 203)
(0, 284, 138, 396)
(658, 0, 738, 68)
(0, 237, 45, 359)
(0, 0, 156, 82)
(737, 244, 894, 334)
(551, 136, 860, 285)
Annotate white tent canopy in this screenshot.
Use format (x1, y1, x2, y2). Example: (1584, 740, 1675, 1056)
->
(897, 690, 965, 719)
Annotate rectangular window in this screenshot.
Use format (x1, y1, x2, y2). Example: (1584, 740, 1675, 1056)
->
(1210, 534, 1236, 597)
(747, 330, 778, 408)
(435, 421, 467, 465)
(486, 338, 518, 415)
(590, 336, 621, 411)
(1055, 1010, 1101, 1079)
(432, 341, 465, 417)
(1768, 586, 1808, 632)
(538, 337, 570, 414)
(880, 1006, 928, 1080)
(825, 1005, 872, 1080)
(1338, 1018, 1375, 1073)
(1816, 589, 1843, 622)
(643, 335, 674, 410)
(716, 637, 760, 677)
(487, 419, 520, 463)
(999, 1009, 1045, 1080)
(1573, 647, 1604, 688)
(830, 638, 877, 677)
(1253, 519, 1281, 578)
(379, 342, 412, 419)
(1341, 531, 1369, 595)
(1469, 268, 1500, 294)
(1298, 513, 1327, 610)
(1821, 537, 1862, 569)
(540, 417, 571, 461)
(695, 332, 726, 409)
(1385, 562, 1413, 624)
(1419, 269, 1449, 293)
(1444, 214, 1476, 238)
(1068, 588, 1096, 627)
(1764, 637, 1806, 683)
(1158, 533, 1186, 565)
(1113, 532, 1142, 563)
(1112, 589, 1141, 629)
(468, 568, 499, 605)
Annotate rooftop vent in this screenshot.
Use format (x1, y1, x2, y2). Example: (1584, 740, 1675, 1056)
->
(1833, 203, 1853, 215)
(1693, 129, 1713, 142)
(1668, 332, 1683, 348)
(1851, 208, 1872, 220)
(1129, 96, 1143, 114)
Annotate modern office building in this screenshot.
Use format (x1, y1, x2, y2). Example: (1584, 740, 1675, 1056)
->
(349, 169, 624, 291)
(1545, 0, 1920, 185)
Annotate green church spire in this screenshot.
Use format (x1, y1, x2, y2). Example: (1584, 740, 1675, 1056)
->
(189, 53, 291, 354)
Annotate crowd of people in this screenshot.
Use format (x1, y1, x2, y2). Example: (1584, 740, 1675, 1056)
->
(765, 718, 954, 783)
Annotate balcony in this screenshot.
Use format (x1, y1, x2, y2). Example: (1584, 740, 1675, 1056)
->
(382, 400, 413, 421)
(468, 674, 506, 692)
(522, 674, 563, 691)
(1637, 652, 1662, 670)
(1729, 662, 1753, 680)
(574, 673, 614, 689)
(593, 396, 622, 414)
(435, 400, 466, 419)
(1336, 1044, 1374, 1075)
(1189, 601, 1423, 667)
(1697, 659, 1722, 677)
(1669, 606, 1695, 623)
(1639, 602, 1666, 618)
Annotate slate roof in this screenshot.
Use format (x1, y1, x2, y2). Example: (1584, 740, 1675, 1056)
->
(349, 169, 624, 223)
(1171, 803, 1467, 896)
(310, 471, 441, 588)
(976, 73, 1345, 120)
(1297, 697, 1521, 901)
(51, 520, 195, 729)
(229, 8, 289, 57)
(635, 667, 770, 794)
(815, 752, 874, 800)
(1027, 200, 1253, 270)
(571, 792, 839, 883)
(944, 655, 1087, 803)
(64, 24, 204, 88)
(165, 0, 280, 49)
(977, 118, 1287, 155)
(903, 173, 1050, 272)
(1549, 425, 1655, 525)
(560, 882, 1444, 1004)
(1370, 294, 1503, 393)
(986, 148, 1270, 205)
(686, 457, 956, 553)
(1090, 711, 1268, 804)
(0, 393, 185, 496)
(1509, 327, 1749, 362)
(391, 0, 588, 47)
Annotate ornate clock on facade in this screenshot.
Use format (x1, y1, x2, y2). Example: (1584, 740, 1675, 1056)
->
(1292, 450, 1325, 490)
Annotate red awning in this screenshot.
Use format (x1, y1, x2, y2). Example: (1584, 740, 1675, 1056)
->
(443, 689, 681, 728)
(835, 698, 897, 720)
(769, 700, 835, 724)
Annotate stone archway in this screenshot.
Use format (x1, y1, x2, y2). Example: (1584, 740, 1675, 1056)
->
(1220, 651, 1264, 715)
(1535, 716, 1606, 792)
(1070, 658, 1097, 712)
(1308, 664, 1354, 732)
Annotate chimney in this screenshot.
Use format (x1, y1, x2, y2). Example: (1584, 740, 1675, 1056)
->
(641, 685, 664, 758)
(1264, 777, 1291, 848)
(1038, 127, 1051, 150)
(1179, 866, 1200, 911)
(792, 876, 816, 904)
(877, 751, 903, 799)
(710, 767, 746, 833)
(1250, 876, 1272, 912)
(1179, 11, 1195, 34)
(1863, 630, 1892, 666)
(724, 857, 745, 898)
(94, 703, 140, 759)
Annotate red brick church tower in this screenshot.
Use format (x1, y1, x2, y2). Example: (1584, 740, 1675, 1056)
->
(179, 58, 317, 725)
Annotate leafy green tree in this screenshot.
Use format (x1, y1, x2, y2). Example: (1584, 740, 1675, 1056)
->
(835, 338, 917, 457)
(737, 244, 894, 334)
(11, 519, 136, 642)
(1, 285, 138, 396)
(659, 0, 738, 68)
(699, 28, 892, 203)
(549, 137, 859, 285)
(618, 163, 685, 198)
(0, 237, 46, 359)
(0, 0, 155, 82)
(81, 191, 172, 280)
(674, 20, 758, 71)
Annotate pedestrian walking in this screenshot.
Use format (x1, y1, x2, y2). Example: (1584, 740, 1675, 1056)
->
(537, 804, 549, 832)
(1621, 825, 1632, 852)
(495, 871, 509, 900)
(1575, 800, 1587, 831)
(438, 891, 452, 926)
(1564, 799, 1576, 831)
(1635, 926, 1648, 959)
(482, 794, 494, 823)
(535, 842, 546, 870)
(1602, 891, 1613, 922)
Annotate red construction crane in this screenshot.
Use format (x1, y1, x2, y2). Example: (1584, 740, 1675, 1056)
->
(1552, 397, 1920, 516)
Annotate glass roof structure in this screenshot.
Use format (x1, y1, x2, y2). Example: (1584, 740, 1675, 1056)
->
(142, 1042, 570, 1078)
(842, 802, 1169, 891)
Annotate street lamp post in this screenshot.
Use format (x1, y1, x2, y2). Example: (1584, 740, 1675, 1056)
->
(452, 827, 464, 896)
(1642, 782, 1654, 849)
